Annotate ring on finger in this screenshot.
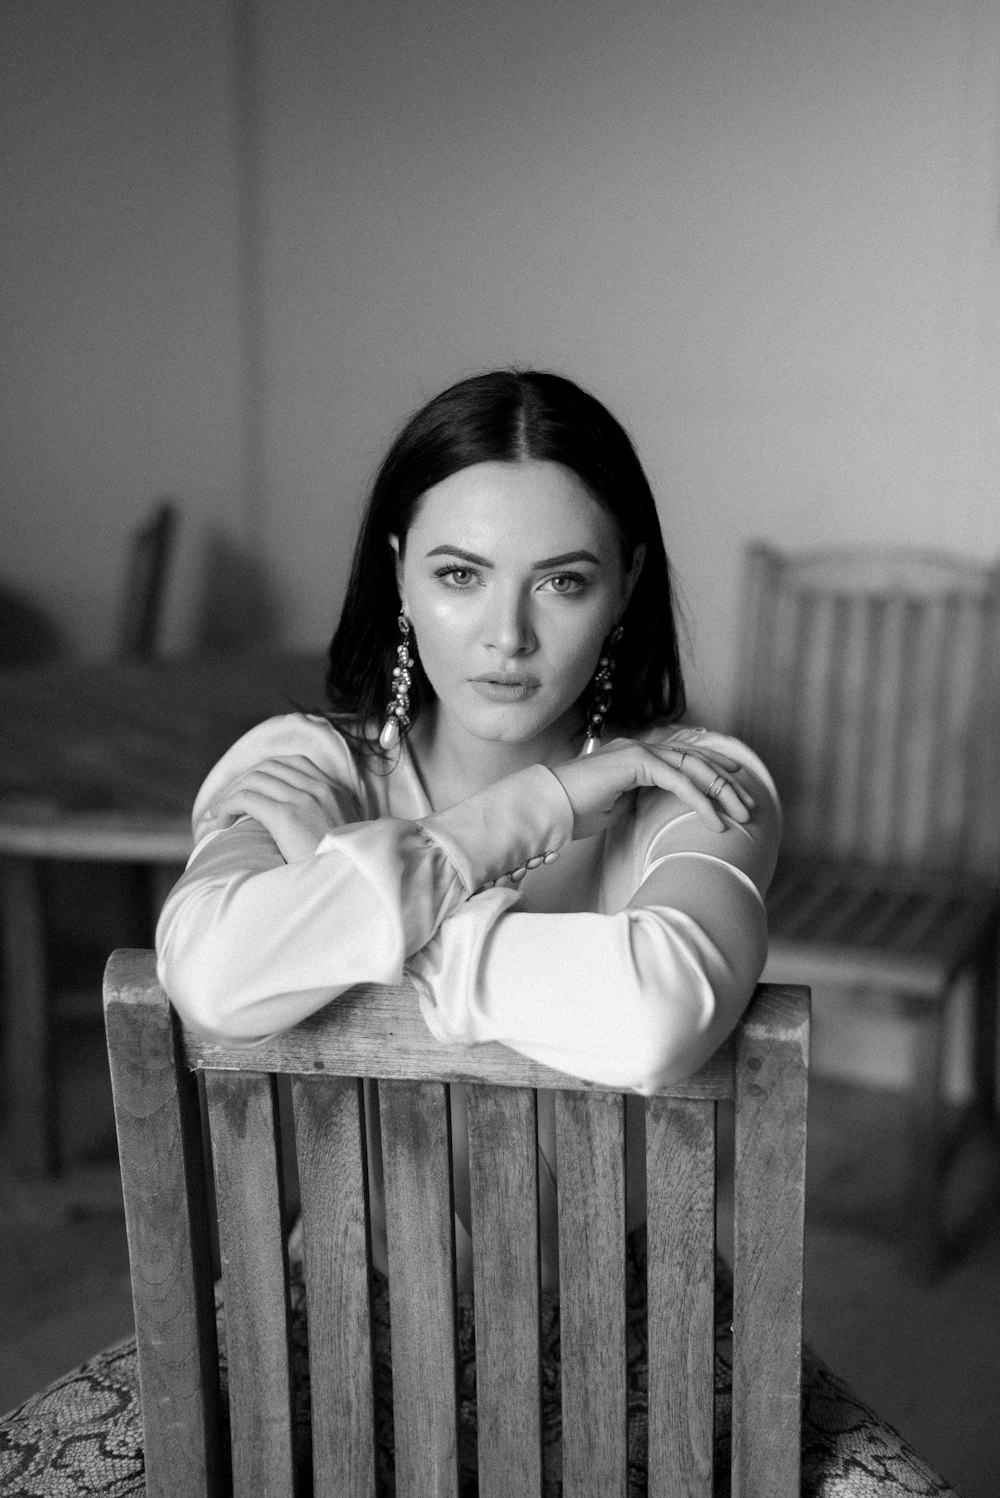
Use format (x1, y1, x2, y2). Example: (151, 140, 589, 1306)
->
(676, 749, 687, 768)
(707, 774, 726, 800)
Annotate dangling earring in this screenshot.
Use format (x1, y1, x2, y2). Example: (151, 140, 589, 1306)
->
(580, 625, 623, 756)
(379, 612, 414, 751)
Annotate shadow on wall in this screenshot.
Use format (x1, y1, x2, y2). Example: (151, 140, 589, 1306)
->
(0, 584, 66, 666)
(194, 527, 280, 651)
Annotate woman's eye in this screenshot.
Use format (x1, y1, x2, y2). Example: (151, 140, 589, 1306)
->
(435, 565, 477, 588)
(542, 573, 586, 595)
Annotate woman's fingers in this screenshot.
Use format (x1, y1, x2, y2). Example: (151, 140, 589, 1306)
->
(556, 739, 755, 839)
(210, 758, 335, 822)
(606, 741, 750, 830)
(206, 758, 344, 860)
(656, 746, 754, 821)
(665, 740, 742, 772)
(643, 764, 727, 830)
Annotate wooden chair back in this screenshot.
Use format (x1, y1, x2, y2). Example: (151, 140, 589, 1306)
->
(116, 499, 179, 659)
(733, 545, 1000, 878)
(104, 950, 809, 1498)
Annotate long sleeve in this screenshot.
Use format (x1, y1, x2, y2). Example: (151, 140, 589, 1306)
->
(406, 735, 781, 1092)
(155, 715, 573, 1041)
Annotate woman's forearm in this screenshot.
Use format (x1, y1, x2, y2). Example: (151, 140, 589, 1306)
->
(155, 763, 574, 1041)
(407, 853, 769, 1093)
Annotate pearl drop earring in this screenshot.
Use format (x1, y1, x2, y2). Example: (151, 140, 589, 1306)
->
(379, 612, 414, 751)
(580, 624, 623, 756)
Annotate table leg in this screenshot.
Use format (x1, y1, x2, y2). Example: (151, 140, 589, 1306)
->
(0, 855, 56, 1175)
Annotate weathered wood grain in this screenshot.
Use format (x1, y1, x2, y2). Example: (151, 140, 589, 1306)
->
(205, 1069, 297, 1498)
(555, 1090, 628, 1497)
(103, 958, 224, 1497)
(467, 1084, 543, 1496)
(104, 952, 811, 1497)
(186, 977, 736, 1100)
(646, 1096, 716, 1498)
(292, 1074, 377, 1497)
(379, 1079, 459, 1498)
(731, 985, 809, 1498)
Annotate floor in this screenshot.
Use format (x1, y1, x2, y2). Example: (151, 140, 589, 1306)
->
(1, 1023, 998, 1497)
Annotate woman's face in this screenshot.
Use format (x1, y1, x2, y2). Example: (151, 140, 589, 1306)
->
(393, 460, 644, 758)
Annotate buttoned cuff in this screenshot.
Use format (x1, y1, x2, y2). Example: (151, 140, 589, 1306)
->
(415, 763, 574, 896)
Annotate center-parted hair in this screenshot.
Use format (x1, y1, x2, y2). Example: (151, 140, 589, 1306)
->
(325, 369, 686, 755)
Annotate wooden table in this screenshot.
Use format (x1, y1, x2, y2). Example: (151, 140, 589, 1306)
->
(0, 651, 327, 1174)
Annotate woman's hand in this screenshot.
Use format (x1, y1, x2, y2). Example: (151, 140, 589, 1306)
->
(551, 734, 754, 841)
(206, 755, 343, 862)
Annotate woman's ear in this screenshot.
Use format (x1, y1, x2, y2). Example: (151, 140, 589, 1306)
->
(388, 534, 405, 608)
(621, 542, 646, 613)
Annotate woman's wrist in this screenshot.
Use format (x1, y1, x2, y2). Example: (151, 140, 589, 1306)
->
(416, 763, 574, 895)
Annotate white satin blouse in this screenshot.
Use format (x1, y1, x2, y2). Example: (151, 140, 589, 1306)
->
(155, 713, 781, 1283)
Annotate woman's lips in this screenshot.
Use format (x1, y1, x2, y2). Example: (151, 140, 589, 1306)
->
(470, 676, 540, 702)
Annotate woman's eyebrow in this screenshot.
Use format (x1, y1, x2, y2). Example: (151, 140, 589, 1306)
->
(425, 545, 493, 565)
(533, 550, 602, 569)
(424, 545, 602, 568)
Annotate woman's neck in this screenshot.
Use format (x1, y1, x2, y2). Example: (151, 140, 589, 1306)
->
(407, 704, 581, 809)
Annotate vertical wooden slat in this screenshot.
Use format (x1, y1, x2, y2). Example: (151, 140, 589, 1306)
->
(767, 566, 804, 820)
(292, 1075, 376, 1497)
(864, 591, 905, 861)
(830, 592, 869, 857)
(794, 589, 831, 851)
(103, 953, 224, 1497)
(904, 590, 952, 862)
(646, 1096, 716, 1498)
(467, 1084, 543, 1498)
(968, 578, 1000, 879)
(953, 594, 980, 863)
(890, 595, 925, 863)
(206, 1070, 297, 1498)
(947, 595, 979, 860)
(556, 1090, 627, 1497)
(731, 988, 808, 1498)
(379, 1079, 459, 1498)
(934, 595, 979, 865)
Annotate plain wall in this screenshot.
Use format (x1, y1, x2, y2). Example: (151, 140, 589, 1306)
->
(4, 0, 999, 694)
(251, 0, 1000, 722)
(1, 0, 248, 655)
(3, 0, 999, 1091)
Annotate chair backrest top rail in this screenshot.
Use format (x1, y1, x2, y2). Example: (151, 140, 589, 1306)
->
(104, 949, 808, 1101)
(745, 541, 1000, 600)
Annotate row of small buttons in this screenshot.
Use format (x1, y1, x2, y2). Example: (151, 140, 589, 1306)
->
(477, 849, 560, 892)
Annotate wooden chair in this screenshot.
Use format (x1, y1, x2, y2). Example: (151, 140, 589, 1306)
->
(732, 543, 1000, 1275)
(104, 949, 810, 1498)
(115, 498, 179, 660)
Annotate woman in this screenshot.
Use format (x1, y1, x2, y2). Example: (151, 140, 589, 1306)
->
(2, 372, 961, 1498)
(156, 368, 780, 1284)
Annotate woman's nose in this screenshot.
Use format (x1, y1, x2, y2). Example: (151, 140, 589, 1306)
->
(486, 588, 537, 656)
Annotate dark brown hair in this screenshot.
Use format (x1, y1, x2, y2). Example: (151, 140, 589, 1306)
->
(326, 369, 686, 754)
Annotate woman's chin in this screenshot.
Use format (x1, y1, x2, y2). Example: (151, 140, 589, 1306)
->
(449, 697, 583, 756)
